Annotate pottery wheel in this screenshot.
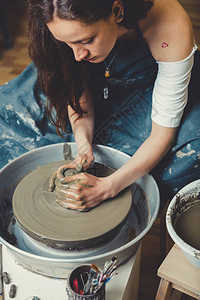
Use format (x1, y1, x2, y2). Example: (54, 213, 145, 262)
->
(12, 160, 132, 248)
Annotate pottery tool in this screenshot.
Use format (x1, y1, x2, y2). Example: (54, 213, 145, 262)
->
(9, 284, 16, 298)
(81, 257, 118, 295)
(72, 278, 79, 293)
(94, 256, 118, 293)
(83, 264, 99, 295)
(0, 244, 3, 300)
(2, 272, 9, 285)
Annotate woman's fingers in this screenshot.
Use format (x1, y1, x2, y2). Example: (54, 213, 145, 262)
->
(56, 186, 84, 200)
(48, 162, 108, 211)
(56, 197, 87, 210)
(76, 143, 94, 169)
(56, 175, 106, 210)
(75, 147, 95, 170)
(56, 182, 88, 210)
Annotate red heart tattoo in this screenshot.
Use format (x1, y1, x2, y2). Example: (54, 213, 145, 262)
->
(162, 42, 169, 48)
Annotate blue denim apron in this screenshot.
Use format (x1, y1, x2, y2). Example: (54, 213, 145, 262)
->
(0, 35, 200, 208)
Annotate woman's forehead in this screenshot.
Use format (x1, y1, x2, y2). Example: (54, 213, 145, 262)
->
(47, 18, 103, 43)
(47, 18, 106, 42)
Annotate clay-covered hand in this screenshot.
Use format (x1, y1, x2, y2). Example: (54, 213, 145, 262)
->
(55, 172, 113, 210)
(49, 143, 94, 192)
(49, 145, 94, 192)
(73, 142, 95, 171)
(49, 161, 85, 192)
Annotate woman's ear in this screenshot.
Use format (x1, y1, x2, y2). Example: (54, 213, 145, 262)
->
(112, 0, 124, 23)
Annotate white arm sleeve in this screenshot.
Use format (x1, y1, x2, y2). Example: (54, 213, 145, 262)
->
(151, 45, 198, 128)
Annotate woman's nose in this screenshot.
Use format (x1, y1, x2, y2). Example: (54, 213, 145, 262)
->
(73, 46, 89, 61)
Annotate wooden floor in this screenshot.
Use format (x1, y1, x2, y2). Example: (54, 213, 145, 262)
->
(0, 1, 199, 299)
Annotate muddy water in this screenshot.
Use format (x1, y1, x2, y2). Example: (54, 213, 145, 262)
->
(175, 202, 200, 250)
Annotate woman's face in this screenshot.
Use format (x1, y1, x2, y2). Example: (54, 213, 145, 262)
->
(47, 15, 120, 63)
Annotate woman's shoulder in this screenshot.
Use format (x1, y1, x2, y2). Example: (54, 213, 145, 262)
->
(139, 0, 194, 62)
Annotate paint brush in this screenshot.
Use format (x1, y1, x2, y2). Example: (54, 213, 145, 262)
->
(83, 264, 99, 295)
(104, 256, 117, 276)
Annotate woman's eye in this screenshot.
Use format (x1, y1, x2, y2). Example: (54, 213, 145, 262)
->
(81, 37, 94, 45)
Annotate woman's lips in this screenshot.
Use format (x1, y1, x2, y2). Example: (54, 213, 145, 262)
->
(85, 56, 96, 62)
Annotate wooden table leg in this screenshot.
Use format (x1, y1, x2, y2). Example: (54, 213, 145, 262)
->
(155, 278, 172, 300)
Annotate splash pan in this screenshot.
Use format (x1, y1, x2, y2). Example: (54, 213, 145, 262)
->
(0, 143, 159, 278)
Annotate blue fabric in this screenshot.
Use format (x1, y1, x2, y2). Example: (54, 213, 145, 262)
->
(0, 64, 74, 167)
(151, 56, 200, 207)
(91, 35, 157, 154)
(0, 35, 200, 208)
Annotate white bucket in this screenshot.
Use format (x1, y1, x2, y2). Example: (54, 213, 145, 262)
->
(166, 179, 200, 269)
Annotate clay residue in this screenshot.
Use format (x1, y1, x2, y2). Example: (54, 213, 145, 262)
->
(12, 160, 132, 248)
(176, 149, 195, 158)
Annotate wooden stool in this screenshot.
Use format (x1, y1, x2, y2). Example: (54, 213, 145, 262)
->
(156, 244, 200, 300)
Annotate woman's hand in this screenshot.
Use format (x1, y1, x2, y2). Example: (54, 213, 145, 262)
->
(48, 142, 115, 210)
(74, 141, 95, 170)
(49, 142, 94, 192)
(54, 172, 113, 210)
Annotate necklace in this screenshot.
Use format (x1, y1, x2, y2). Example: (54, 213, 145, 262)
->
(104, 49, 120, 78)
(103, 32, 128, 99)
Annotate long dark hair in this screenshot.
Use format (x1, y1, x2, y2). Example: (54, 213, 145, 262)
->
(26, 0, 153, 135)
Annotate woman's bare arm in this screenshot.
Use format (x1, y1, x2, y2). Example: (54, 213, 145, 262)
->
(107, 122, 177, 196)
(67, 88, 95, 168)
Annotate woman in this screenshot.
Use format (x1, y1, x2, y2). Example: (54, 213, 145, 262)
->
(0, 0, 200, 210)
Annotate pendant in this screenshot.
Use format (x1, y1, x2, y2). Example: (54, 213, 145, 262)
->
(105, 69, 110, 78)
(104, 87, 109, 100)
